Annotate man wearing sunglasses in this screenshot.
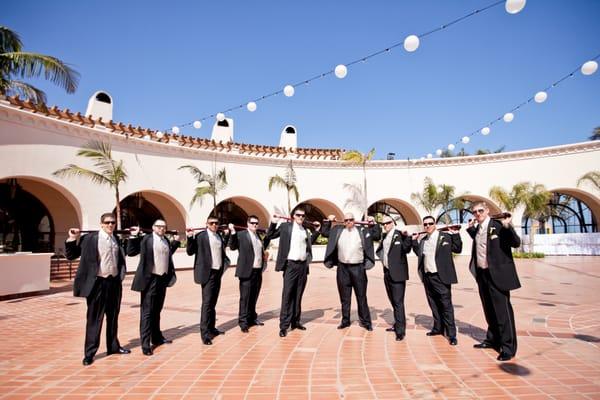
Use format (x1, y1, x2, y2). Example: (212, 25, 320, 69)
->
(228, 215, 267, 333)
(412, 216, 462, 346)
(187, 216, 230, 345)
(467, 201, 521, 361)
(321, 212, 381, 331)
(264, 208, 321, 337)
(66, 213, 131, 366)
(127, 220, 180, 355)
(375, 216, 413, 341)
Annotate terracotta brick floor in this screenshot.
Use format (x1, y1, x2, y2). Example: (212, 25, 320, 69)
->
(1, 256, 599, 399)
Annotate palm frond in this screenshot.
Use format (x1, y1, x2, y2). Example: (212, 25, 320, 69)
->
(52, 165, 112, 186)
(0, 26, 23, 53)
(216, 168, 227, 186)
(577, 171, 600, 190)
(3, 80, 46, 103)
(341, 150, 364, 164)
(268, 175, 287, 191)
(1, 51, 79, 93)
(179, 165, 210, 183)
(189, 186, 213, 208)
(290, 185, 300, 202)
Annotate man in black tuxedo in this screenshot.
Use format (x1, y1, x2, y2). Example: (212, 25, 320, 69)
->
(127, 219, 180, 355)
(321, 213, 381, 331)
(467, 201, 521, 361)
(229, 215, 270, 333)
(187, 216, 230, 345)
(263, 208, 321, 337)
(375, 216, 412, 341)
(412, 216, 462, 346)
(66, 212, 131, 366)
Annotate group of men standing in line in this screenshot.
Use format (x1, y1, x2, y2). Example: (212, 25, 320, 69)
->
(66, 200, 520, 366)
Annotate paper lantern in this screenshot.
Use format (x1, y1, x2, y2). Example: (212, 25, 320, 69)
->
(534, 91, 547, 103)
(404, 35, 420, 52)
(461, 136, 470, 144)
(481, 127, 490, 136)
(193, 120, 202, 129)
(505, 0, 526, 14)
(503, 113, 514, 123)
(216, 113, 225, 121)
(448, 144, 455, 151)
(247, 102, 257, 112)
(581, 60, 598, 76)
(284, 85, 295, 97)
(171, 126, 179, 134)
(335, 64, 348, 79)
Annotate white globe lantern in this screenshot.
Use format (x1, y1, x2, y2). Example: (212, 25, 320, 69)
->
(420, 156, 425, 160)
(403, 35, 420, 52)
(283, 85, 295, 97)
(216, 113, 225, 122)
(534, 91, 548, 103)
(503, 112, 514, 123)
(505, 0, 526, 14)
(335, 64, 348, 79)
(481, 127, 491, 136)
(447, 143, 455, 151)
(193, 120, 202, 129)
(155, 131, 164, 139)
(581, 60, 598, 76)
(436, 149, 443, 156)
(171, 126, 179, 134)
(461, 136, 470, 144)
(143, 135, 151, 141)
(247, 102, 257, 112)
(427, 153, 433, 159)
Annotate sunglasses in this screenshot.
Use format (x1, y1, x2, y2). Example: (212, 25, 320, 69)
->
(249, 221, 259, 225)
(473, 209, 486, 214)
(383, 221, 394, 225)
(294, 214, 305, 218)
(344, 218, 354, 222)
(207, 221, 219, 226)
(154, 225, 166, 228)
(103, 221, 116, 225)
(423, 222, 435, 227)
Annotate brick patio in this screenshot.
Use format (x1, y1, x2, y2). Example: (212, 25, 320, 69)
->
(1, 256, 599, 399)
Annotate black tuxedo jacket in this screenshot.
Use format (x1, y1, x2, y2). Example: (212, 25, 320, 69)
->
(375, 229, 412, 282)
(467, 219, 521, 291)
(321, 221, 381, 270)
(229, 230, 267, 279)
(127, 234, 180, 292)
(187, 230, 230, 285)
(412, 231, 462, 285)
(264, 222, 319, 272)
(65, 232, 127, 298)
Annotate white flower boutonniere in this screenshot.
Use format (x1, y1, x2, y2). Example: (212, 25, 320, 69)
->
(490, 234, 499, 240)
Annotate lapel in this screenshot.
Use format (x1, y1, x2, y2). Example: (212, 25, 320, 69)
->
(435, 232, 444, 253)
(358, 226, 367, 249)
(387, 230, 398, 256)
(91, 232, 100, 265)
(147, 234, 155, 262)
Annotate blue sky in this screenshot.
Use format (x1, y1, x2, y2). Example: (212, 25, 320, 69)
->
(4, 0, 600, 159)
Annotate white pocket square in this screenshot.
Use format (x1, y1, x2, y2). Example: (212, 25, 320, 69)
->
(441, 242, 449, 246)
(394, 241, 401, 245)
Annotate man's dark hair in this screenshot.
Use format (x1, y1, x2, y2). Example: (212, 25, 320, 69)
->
(247, 214, 259, 222)
(100, 213, 116, 223)
(292, 207, 305, 216)
(207, 215, 219, 222)
(422, 215, 435, 223)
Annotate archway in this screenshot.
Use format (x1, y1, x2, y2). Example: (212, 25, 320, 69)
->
(293, 198, 343, 225)
(0, 176, 81, 253)
(367, 198, 421, 226)
(213, 197, 270, 229)
(437, 195, 502, 224)
(117, 190, 186, 233)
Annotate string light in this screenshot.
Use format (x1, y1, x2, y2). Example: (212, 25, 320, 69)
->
(534, 91, 548, 103)
(581, 60, 598, 75)
(164, 0, 512, 133)
(193, 120, 202, 129)
(247, 102, 257, 112)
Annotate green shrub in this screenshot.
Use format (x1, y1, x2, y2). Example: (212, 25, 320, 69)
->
(512, 252, 545, 259)
(315, 236, 329, 245)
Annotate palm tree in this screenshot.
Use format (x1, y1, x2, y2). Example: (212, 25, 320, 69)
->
(179, 164, 227, 211)
(341, 148, 375, 217)
(489, 182, 530, 213)
(410, 177, 439, 214)
(577, 171, 600, 191)
(268, 161, 299, 214)
(411, 177, 467, 222)
(1, 26, 79, 104)
(521, 183, 552, 253)
(53, 141, 127, 229)
(589, 127, 600, 141)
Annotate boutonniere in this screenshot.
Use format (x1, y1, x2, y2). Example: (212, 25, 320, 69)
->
(490, 234, 499, 240)
(441, 241, 449, 246)
(488, 226, 496, 235)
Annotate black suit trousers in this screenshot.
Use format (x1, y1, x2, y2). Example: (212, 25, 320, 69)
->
(423, 272, 456, 338)
(476, 268, 517, 356)
(200, 269, 223, 339)
(238, 268, 263, 328)
(383, 268, 406, 336)
(140, 274, 169, 350)
(279, 260, 308, 330)
(337, 263, 371, 326)
(85, 275, 122, 358)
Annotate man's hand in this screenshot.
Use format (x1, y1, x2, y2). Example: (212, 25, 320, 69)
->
(468, 218, 476, 228)
(68, 228, 80, 240)
(327, 214, 336, 222)
(173, 234, 180, 241)
(129, 226, 140, 236)
(228, 223, 235, 233)
(501, 215, 512, 228)
(186, 228, 194, 238)
(313, 221, 321, 231)
(366, 216, 375, 225)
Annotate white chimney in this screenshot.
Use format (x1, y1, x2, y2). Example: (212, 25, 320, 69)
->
(279, 125, 297, 149)
(85, 91, 113, 121)
(211, 118, 234, 143)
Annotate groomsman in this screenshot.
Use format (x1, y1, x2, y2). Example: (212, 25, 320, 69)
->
(412, 216, 462, 346)
(467, 201, 521, 361)
(264, 208, 320, 338)
(187, 215, 230, 345)
(375, 216, 412, 341)
(127, 219, 180, 355)
(228, 216, 267, 333)
(321, 213, 381, 331)
(66, 212, 130, 366)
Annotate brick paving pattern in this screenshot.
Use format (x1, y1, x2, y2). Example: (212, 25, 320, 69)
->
(1, 256, 599, 399)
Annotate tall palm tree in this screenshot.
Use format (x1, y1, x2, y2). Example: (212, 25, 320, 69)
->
(179, 164, 227, 211)
(410, 177, 439, 214)
(1, 26, 79, 104)
(577, 171, 600, 191)
(341, 148, 375, 217)
(268, 161, 299, 214)
(489, 182, 529, 213)
(521, 183, 552, 253)
(53, 141, 127, 229)
(589, 127, 600, 141)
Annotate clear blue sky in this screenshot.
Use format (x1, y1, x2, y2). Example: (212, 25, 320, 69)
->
(4, 0, 600, 159)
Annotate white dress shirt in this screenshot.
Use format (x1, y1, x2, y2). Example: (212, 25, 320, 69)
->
(338, 227, 364, 264)
(207, 230, 223, 270)
(287, 223, 308, 261)
(152, 233, 170, 275)
(476, 217, 490, 269)
(97, 230, 119, 277)
(423, 230, 439, 274)
(382, 230, 394, 268)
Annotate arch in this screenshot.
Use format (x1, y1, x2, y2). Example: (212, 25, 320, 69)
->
(0, 176, 82, 253)
(213, 196, 270, 229)
(294, 198, 343, 223)
(118, 190, 187, 233)
(437, 194, 502, 224)
(367, 198, 421, 226)
(95, 92, 111, 103)
(551, 187, 600, 227)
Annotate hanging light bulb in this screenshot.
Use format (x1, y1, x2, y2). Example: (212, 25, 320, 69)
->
(534, 91, 548, 103)
(505, 0, 526, 14)
(461, 136, 470, 144)
(283, 85, 295, 97)
(436, 149, 443, 156)
(403, 35, 420, 52)
(427, 153, 433, 159)
(481, 127, 491, 136)
(171, 126, 179, 134)
(155, 131, 164, 139)
(503, 113, 514, 123)
(581, 60, 598, 76)
(216, 113, 225, 121)
(193, 120, 202, 129)
(335, 64, 348, 79)
(447, 144, 455, 151)
(247, 102, 257, 112)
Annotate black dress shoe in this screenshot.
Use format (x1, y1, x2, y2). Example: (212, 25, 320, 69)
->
(291, 324, 307, 331)
(240, 326, 249, 333)
(473, 342, 494, 349)
(82, 357, 94, 366)
(252, 320, 265, 326)
(395, 334, 405, 341)
(154, 338, 173, 346)
(497, 352, 513, 361)
(202, 337, 213, 345)
(385, 327, 395, 332)
(279, 329, 287, 337)
(449, 337, 458, 346)
(108, 347, 131, 355)
(210, 329, 224, 336)
(337, 322, 351, 330)
(426, 331, 443, 336)
(142, 348, 153, 356)
(361, 324, 373, 332)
